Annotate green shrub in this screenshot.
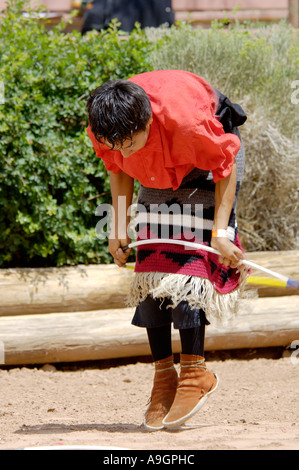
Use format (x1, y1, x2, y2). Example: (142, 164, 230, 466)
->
(0, 0, 153, 267)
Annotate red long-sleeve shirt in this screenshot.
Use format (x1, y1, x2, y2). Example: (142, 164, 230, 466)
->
(87, 70, 241, 190)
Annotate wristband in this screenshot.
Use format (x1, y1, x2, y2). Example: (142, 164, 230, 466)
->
(211, 229, 228, 239)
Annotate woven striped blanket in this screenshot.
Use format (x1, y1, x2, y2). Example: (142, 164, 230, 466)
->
(129, 133, 248, 324)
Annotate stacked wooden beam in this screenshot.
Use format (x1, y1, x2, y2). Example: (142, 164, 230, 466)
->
(172, 0, 289, 25)
(0, 251, 298, 365)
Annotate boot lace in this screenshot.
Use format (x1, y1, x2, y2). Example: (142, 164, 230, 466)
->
(180, 358, 206, 369)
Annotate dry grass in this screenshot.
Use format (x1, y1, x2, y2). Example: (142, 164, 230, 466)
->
(237, 108, 299, 251)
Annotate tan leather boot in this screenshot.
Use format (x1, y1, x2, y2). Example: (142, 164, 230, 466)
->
(143, 355, 178, 431)
(162, 354, 218, 428)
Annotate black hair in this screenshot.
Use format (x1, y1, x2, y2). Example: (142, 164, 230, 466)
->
(86, 79, 152, 148)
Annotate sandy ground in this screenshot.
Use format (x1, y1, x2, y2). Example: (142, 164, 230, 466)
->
(0, 351, 298, 451)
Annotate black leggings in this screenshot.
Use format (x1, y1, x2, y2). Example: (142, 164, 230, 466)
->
(146, 322, 206, 362)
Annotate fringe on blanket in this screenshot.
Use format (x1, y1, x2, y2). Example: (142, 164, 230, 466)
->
(128, 268, 250, 326)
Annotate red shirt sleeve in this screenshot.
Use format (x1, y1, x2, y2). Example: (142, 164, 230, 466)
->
(86, 125, 122, 174)
(191, 116, 241, 182)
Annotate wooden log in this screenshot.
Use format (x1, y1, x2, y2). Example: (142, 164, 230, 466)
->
(0, 251, 298, 316)
(172, 0, 288, 24)
(288, 0, 299, 27)
(0, 264, 134, 316)
(174, 10, 288, 24)
(172, 0, 288, 10)
(0, 296, 298, 365)
(244, 251, 299, 298)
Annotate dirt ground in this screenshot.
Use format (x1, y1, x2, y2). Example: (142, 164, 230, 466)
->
(0, 350, 298, 451)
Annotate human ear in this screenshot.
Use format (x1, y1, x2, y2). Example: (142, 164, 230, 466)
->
(147, 114, 153, 126)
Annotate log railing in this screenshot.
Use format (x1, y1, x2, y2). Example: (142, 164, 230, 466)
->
(0, 251, 298, 365)
(172, 0, 289, 25)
